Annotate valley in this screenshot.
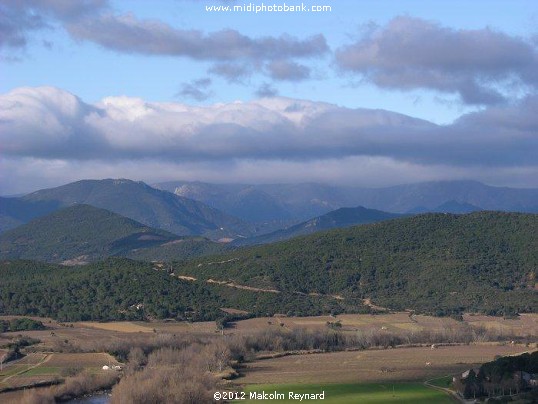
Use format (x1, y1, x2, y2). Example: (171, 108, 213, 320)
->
(0, 313, 536, 403)
(3, 2, 538, 401)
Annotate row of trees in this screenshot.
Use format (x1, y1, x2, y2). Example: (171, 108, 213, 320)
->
(454, 351, 538, 399)
(0, 318, 45, 332)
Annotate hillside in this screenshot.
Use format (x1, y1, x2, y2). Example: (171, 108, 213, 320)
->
(174, 212, 538, 316)
(0, 259, 361, 321)
(0, 196, 60, 233)
(235, 206, 402, 246)
(17, 179, 255, 240)
(125, 237, 228, 262)
(0, 205, 225, 263)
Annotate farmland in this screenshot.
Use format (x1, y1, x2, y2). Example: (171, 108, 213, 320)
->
(233, 343, 532, 403)
(79, 320, 217, 334)
(237, 383, 454, 403)
(231, 312, 537, 337)
(1, 312, 536, 353)
(2, 311, 535, 352)
(236, 344, 529, 384)
(0, 353, 119, 386)
(0, 313, 536, 402)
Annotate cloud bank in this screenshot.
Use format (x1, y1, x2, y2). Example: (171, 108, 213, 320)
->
(1, 86, 537, 193)
(336, 16, 538, 105)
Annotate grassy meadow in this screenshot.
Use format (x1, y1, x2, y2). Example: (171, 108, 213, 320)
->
(236, 383, 454, 403)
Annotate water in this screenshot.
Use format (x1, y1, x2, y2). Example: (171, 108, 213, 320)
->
(67, 393, 110, 403)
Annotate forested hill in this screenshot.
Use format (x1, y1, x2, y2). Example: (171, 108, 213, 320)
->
(0, 204, 224, 263)
(174, 212, 538, 316)
(0, 259, 359, 321)
(0, 211, 535, 320)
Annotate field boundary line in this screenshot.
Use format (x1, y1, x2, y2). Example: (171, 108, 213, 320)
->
(1, 353, 51, 384)
(423, 375, 464, 403)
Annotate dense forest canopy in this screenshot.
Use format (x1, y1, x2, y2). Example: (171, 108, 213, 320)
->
(175, 212, 538, 316)
(0, 259, 358, 321)
(0, 212, 535, 321)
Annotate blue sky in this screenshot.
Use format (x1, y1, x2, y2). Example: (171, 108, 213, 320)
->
(1, 0, 538, 193)
(3, 0, 537, 122)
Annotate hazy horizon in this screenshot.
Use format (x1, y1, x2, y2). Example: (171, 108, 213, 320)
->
(3, 176, 538, 199)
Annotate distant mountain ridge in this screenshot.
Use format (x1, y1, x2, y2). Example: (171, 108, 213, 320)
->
(1, 179, 256, 240)
(156, 181, 347, 222)
(0, 197, 61, 233)
(163, 181, 294, 222)
(352, 181, 538, 214)
(2, 179, 536, 243)
(409, 200, 483, 214)
(235, 206, 402, 246)
(154, 180, 538, 222)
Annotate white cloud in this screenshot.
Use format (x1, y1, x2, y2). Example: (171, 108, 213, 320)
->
(336, 16, 538, 105)
(0, 86, 537, 194)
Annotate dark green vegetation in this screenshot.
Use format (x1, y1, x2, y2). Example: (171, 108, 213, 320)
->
(175, 212, 538, 316)
(0, 204, 226, 263)
(237, 383, 453, 403)
(0, 259, 360, 321)
(235, 206, 402, 246)
(0, 318, 45, 332)
(455, 351, 538, 399)
(125, 237, 228, 262)
(480, 351, 538, 379)
(0, 211, 536, 321)
(1, 179, 255, 240)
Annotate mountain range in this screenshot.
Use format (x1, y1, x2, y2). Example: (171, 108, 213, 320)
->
(0, 179, 255, 240)
(0, 203, 405, 262)
(0, 196, 61, 233)
(1, 178, 537, 251)
(155, 180, 538, 222)
(234, 206, 402, 246)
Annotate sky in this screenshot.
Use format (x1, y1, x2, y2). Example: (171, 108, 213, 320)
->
(1, 0, 538, 194)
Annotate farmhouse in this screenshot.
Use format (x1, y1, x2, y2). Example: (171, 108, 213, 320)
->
(102, 364, 123, 371)
(516, 371, 538, 386)
(461, 368, 480, 379)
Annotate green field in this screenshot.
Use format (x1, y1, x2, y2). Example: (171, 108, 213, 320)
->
(21, 366, 61, 376)
(427, 375, 454, 389)
(0, 365, 26, 379)
(235, 383, 454, 403)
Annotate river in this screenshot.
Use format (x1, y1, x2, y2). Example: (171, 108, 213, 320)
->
(67, 393, 110, 403)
